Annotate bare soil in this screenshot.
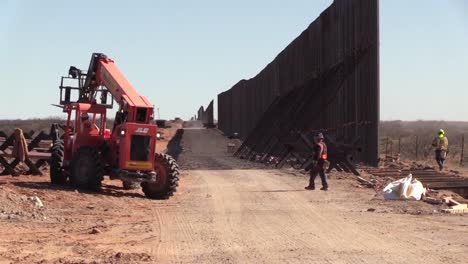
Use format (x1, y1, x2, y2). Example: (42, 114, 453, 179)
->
(0, 126, 466, 264)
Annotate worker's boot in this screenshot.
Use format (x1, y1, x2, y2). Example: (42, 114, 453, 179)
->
(304, 186, 315, 190)
(320, 186, 328, 191)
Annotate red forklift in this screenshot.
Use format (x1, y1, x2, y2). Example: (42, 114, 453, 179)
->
(50, 53, 179, 199)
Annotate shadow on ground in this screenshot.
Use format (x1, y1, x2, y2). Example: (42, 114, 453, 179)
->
(12, 181, 147, 199)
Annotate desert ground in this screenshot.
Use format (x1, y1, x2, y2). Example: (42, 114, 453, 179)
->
(0, 123, 467, 264)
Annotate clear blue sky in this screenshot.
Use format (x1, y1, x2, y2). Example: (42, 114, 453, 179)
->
(1, 0, 467, 121)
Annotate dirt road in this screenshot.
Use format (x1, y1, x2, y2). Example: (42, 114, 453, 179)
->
(0, 127, 466, 264)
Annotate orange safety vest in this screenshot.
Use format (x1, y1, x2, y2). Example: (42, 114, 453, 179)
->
(318, 142, 328, 160)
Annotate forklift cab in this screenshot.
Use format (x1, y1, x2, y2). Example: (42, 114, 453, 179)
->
(63, 103, 108, 155)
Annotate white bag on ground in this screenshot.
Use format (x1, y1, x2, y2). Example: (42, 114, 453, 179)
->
(383, 174, 426, 200)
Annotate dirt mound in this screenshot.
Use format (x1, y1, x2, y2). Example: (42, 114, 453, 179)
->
(32, 252, 153, 264)
(156, 120, 183, 153)
(107, 252, 153, 263)
(0, 184, 47, 221)
(165, 129, 184, 160)
(177, 128, 269, 170)
(182, 120, 203, 128)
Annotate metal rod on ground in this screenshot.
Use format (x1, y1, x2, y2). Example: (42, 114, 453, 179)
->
(415, 135, 419, 160)
(422, 139, 425, 159)
(389, 138, 393, 158)
(385, 137, 388, 159)
(398, 136, 401, 155)
(460, 134, 464, 166)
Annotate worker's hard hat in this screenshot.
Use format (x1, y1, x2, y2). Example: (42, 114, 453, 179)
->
(315, 132, 324, 140)
(438, 129, 445, 138)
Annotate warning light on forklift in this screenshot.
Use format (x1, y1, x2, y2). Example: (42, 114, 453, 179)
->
(120, 129, 126, 137)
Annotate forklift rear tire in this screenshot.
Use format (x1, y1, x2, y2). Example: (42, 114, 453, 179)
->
(69, 146, 104, 191)
(50, 140, 67, 185)
(141, 153, 179, 199)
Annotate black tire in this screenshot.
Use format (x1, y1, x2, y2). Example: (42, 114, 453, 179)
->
(122, 180, 140, 190)
(292, 162, 303, 170)
(142, 153, 179, 199)
(69, 146, 104, 191)
(50, 140, 67, 184)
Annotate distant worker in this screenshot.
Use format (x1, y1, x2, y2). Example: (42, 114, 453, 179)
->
(432, 129, 449, 171)
(305, 132, 329, 191)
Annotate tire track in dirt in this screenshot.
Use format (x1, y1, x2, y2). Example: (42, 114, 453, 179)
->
(183, 168, 446, 264)
(171, 128, 451, 263)
(151, 170, 239, 263)
(240, 170, 448, 263)
(150, 207, 163, 262)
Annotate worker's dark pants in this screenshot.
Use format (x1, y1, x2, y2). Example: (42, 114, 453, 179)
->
(435, 150, 446, 171)
(309, 162, 328, 189)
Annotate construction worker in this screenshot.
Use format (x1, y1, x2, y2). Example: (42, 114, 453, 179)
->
(80, 113, 99, 135)
(432, 129, 449, 171)
(305, 132, 329, 191)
